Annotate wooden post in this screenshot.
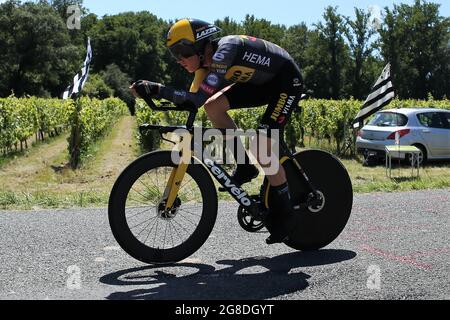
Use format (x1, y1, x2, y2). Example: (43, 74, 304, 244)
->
(69, 98, 82, 169)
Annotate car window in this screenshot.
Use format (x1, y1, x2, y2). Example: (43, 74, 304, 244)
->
(442, 113, 450, 129)
(417, 112, 446, 129)
(367, 112, 408, 127)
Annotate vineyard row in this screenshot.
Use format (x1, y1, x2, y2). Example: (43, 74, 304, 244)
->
(135, 98, 450, 156)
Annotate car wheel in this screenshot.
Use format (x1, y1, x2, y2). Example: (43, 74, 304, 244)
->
(408, 144, 427, 166)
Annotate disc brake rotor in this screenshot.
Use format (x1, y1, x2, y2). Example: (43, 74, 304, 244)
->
(307, 190, 325, 213)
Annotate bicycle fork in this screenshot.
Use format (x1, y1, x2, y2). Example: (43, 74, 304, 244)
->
(163, 133, 193, 210)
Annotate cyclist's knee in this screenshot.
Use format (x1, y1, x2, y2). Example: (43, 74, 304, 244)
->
(204, 94, 230, 116)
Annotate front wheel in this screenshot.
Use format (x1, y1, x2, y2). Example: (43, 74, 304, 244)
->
(108, 151, 218, 264)
(263, 149, 353, 250)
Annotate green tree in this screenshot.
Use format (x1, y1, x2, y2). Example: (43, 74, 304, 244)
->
(0, 0, 81, 97)
(344, 8, 380, 99)
(46, 0, 85, 19)
(82, 73, 113, 99)
(379, 0, 450, 99)
(281, 23, 309, 70)
(43, 0, 90, 49)
(241, 14, 286, 45)
(88, 12, 167, 83)
(215, 16, 244, 36)
(305, 7, 350, 99)
(101, 64, 135, 113)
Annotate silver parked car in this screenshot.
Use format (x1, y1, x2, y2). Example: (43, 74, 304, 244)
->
(356, 108, 450, 164)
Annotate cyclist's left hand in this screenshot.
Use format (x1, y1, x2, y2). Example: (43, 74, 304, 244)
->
(130, 80, 161, 99)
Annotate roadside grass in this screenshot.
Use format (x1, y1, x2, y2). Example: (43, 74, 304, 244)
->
(0, 190, 110, 210)
(0, 116, 139, 210)
(342, 157, 450, 193)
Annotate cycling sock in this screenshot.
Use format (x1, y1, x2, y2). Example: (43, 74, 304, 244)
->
(272, 182, 293, 209)
(272, 182, 290, 195)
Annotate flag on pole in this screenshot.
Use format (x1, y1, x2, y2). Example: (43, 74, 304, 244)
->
(353, 63, 395, 128)
(62, 38, 92, 99)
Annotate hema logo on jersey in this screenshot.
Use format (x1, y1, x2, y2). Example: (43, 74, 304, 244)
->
(242, 51, 271, 67)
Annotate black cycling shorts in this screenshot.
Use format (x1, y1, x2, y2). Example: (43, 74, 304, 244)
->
(223, 59, 303, 130)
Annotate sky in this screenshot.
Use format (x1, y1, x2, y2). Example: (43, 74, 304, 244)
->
(82, 0, 450, 27)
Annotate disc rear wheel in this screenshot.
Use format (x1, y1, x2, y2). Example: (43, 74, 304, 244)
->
(263, 150, 353, 250)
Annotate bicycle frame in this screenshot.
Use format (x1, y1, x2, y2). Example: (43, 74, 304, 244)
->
(139, 98, 319, 215)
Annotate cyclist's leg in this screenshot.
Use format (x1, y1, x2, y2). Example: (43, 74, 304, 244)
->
(203, 86, 260, 184)
(203, 86, 234, 129)
(219, 81, 276, 169)
(256, 60, 303, 187)
(252, 129, 286, 186)
(255, 60, 304, 244)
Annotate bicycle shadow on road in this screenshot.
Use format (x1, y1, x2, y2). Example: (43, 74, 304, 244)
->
(99, 249, 356, 300)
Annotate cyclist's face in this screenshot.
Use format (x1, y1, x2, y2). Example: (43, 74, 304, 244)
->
(177, 55, 200, 73)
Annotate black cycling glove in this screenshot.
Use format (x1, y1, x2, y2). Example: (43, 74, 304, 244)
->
(132, 80, 162, 100)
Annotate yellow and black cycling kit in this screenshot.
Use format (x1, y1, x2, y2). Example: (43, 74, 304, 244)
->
(159, 35, 304, 129)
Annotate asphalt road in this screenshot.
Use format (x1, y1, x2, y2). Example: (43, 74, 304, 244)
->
(1, 189, 449, 300)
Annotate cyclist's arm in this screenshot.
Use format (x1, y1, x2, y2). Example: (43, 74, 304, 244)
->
(158, 82, 213, 108)
(158, 70, 228, 108)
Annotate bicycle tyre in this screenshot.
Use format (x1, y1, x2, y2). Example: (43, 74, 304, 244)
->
(108, 151, 218, 264)
(263, 149, 353, 250)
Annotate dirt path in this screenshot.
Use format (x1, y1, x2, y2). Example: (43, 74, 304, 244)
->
(86, 115, 138, 180)
(0, 116, 139, 194)
(0, 133, 69, 190)
(47, 115, 139, 193)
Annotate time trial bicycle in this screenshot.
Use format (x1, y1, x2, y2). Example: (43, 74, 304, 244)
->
(108, 97, 353, 264)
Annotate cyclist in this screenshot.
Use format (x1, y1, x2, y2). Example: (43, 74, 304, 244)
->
(130, 18, 304, 244)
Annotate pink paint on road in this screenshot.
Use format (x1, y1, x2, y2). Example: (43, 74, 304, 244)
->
(408, 247, 450, 258)
(360, 244, 433, 270)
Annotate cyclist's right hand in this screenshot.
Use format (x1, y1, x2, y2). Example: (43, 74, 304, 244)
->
(129, 80, 161, 100)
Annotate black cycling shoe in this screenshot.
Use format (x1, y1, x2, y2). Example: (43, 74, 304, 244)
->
(265, 232, 289, 244)
(264, 182, 297, 245)
(219, 164, 259, 192)
(265, 215, 296, 244)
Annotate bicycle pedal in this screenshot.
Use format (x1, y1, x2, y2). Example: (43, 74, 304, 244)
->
(293, 202, 309, 211)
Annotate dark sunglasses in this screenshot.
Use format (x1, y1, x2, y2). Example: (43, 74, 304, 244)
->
(168, 40, 197, 60)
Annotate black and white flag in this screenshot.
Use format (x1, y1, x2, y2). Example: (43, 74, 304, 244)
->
(62, 38, 92, 99)
(353, 63, 395, 128)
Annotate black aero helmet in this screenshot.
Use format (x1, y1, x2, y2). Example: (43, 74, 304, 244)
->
(166, 18, 221, 60)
